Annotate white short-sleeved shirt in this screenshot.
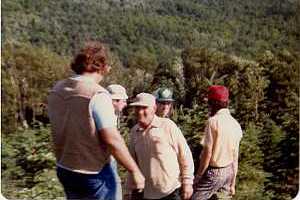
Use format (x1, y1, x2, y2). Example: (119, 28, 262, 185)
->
(202, 108, 243, 167)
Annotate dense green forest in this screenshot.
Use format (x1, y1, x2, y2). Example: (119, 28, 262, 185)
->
(1, 0, 299, 199)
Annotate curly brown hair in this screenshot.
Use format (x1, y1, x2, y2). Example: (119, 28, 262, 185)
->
(71, 41, 109, 74)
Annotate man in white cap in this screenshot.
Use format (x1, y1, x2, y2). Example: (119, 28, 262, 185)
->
(126, 93, 194, 200)
(107, 84, 128, 128)
(106, 84, 129, 200)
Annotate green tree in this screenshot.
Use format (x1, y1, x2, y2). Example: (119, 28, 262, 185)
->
(181, 47, 268, 126)
(235, 123, 272, 200)
(150, 57, 185, 103)
(1, 42, 69, 133)
(258, 50, 299, 198)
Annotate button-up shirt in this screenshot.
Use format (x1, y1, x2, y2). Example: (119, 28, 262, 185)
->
(202, 108, 243, 167)
(127, 115, 194, 199)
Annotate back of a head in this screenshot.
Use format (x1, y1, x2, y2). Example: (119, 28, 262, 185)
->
(208, 85, 229, 109)
(71, 41, 109, 74)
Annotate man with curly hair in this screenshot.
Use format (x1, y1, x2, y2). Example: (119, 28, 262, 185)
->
(48, 41, 144, 200)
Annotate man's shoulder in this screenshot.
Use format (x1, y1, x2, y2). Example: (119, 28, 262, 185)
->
(224, 113, 242, 129)
(208, 115, 218, 124)
(95, 85, 109, 94)
(90, 92, 113, 110)
(52, 79, 68, 90)
(163, 117, 173, 122)
(211, 112, 243, 135)
(93, 90, 111, 99)
(158, 117, 183, 134)
(157, 116, 176, 126)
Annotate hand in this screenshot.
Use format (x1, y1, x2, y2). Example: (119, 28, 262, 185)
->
(230, 185, 235, 196)
(193, 174, 202, 186)
(131, 170, 145, 192)
(182, 184, 193, 200)
(123, 194, 131, 200)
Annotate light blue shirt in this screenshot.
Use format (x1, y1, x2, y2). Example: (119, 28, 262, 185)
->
(90, 93, 117, 130)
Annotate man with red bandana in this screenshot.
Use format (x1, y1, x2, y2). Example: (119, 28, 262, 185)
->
(192, 85, 243, 200)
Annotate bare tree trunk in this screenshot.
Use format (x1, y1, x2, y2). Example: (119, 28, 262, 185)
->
(18, 78, 29, 129)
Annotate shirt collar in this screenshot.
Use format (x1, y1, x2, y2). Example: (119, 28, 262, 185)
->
(137, 115, 161, 131)
(151, 115, 161, 128)
(216, 108, 231, 115)
(70, 75, 96, 84)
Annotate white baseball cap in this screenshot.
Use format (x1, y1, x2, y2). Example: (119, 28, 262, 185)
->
(130, 93, 156, 107)
(107, 84, 128, 100)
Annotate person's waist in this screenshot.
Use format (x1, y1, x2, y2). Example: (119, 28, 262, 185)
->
(56, 163, 100, 174)
(142, 187, 181, 200)
(143, 182, 181, 199)
(208, 162, 233, 169)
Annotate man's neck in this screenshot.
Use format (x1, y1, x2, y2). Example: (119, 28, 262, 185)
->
(138, 116, 155, 129)
(81, 72, 103, 83)
(139, 122, 151, 129)
(210, 107, 227, 117)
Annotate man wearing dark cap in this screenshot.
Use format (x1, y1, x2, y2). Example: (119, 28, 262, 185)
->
(154, 88, 175, 118)
(192, 85, 243, 200)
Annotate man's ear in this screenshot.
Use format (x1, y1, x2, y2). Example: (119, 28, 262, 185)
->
(153, 104, 157, 113)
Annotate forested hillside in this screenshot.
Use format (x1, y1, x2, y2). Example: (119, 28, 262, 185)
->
(1, 0, 299, 199)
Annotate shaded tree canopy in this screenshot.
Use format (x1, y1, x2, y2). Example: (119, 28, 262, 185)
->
(1, 0, 299, 199)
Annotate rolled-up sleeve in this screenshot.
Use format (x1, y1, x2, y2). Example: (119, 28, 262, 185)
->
(125, 129, 137, 195)
(171, 123, 194, 185)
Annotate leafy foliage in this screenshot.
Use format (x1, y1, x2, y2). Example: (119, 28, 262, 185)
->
(182, 47, 268, 126)
(235, 123, 272, 200)
(2, 127, 64, 199)
(2, 0, 299, 60)
(1, 0, 299, 199)
(150, 57, 186, 103)
(1, 42, 70, 133)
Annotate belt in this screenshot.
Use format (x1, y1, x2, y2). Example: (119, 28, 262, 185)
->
(208, 163, 232, 169)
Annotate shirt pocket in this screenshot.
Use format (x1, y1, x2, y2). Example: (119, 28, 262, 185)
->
(151, 134, 170, 156)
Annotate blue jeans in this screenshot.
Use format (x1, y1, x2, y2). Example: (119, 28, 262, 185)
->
(110, 157, 122, 200)
(57, 161, 119, 200)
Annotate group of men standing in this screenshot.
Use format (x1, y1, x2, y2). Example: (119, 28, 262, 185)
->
(47, 41, 243, 200)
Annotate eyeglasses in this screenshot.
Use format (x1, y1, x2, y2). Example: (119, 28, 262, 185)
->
(116, 99, 127, 103)
(158, 101, 172, 105)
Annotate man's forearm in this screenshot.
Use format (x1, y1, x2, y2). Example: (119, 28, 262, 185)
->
(100, 128, 140, 173)
(110, 140, 140, 173)
(196, 147, 212, 176)
(178, 142, 194, 185)
(231, 159, 238, 187)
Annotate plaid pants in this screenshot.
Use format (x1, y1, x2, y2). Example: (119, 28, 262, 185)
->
(192, 164, 234, 200)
